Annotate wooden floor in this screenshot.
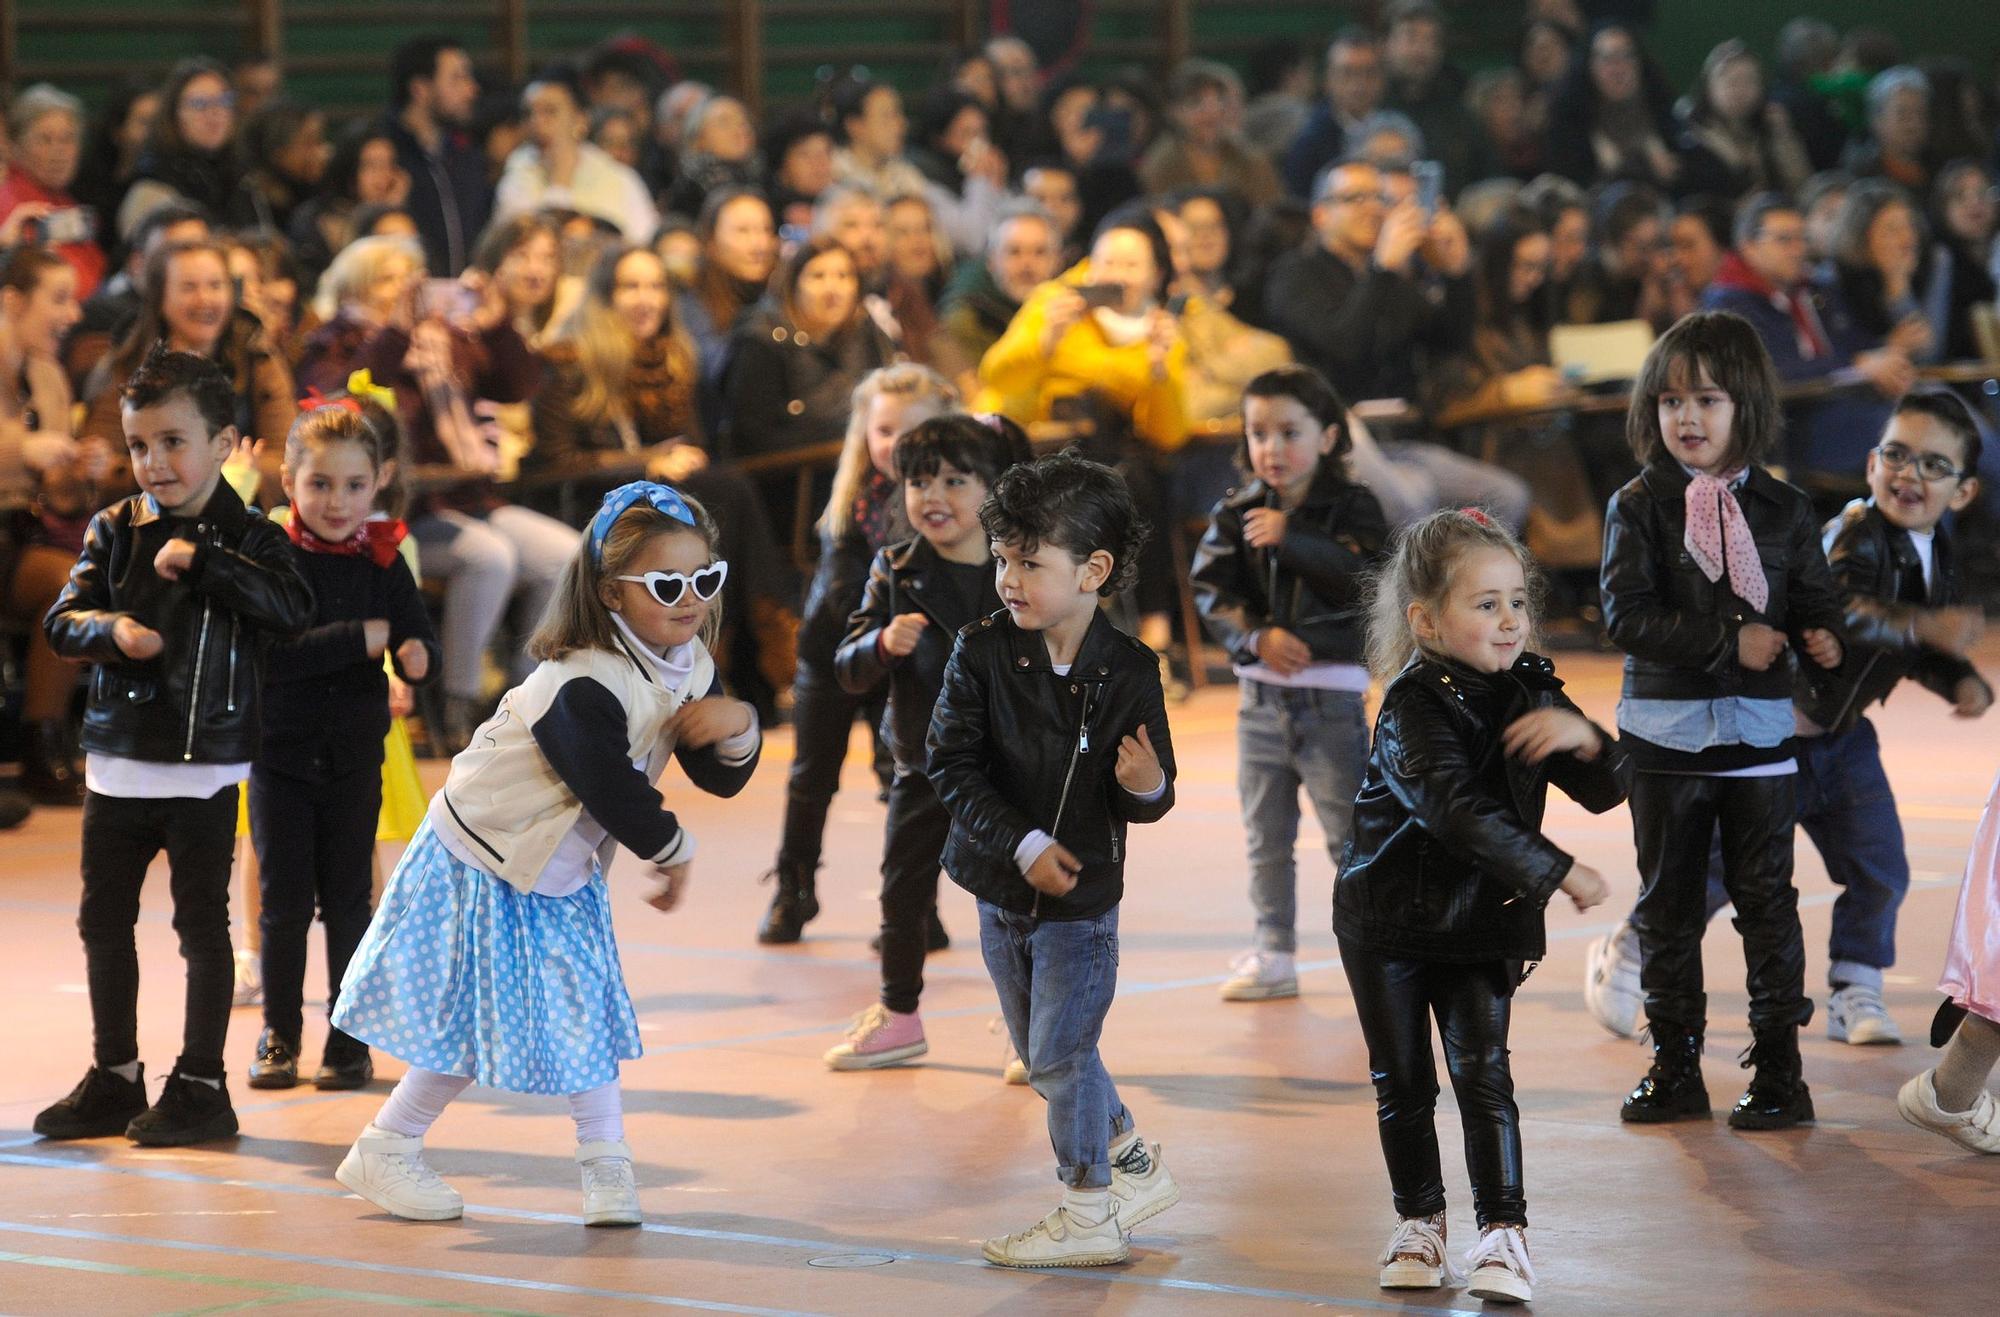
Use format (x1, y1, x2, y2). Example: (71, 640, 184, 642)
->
(2, 647, 1996, 1316)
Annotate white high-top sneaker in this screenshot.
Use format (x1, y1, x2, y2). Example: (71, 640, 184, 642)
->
(1107, 1132, 1180, 1228)
(335, 1124, 463, 1221)
(1583, 920, 1642, 1038)
(981, 1195, 1128, 1268)
(1378, 1212, 1451, 1289)
(577, 1139, 641, 1227)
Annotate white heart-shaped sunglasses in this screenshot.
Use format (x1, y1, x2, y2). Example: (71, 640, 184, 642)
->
(611, 560, 729, 608)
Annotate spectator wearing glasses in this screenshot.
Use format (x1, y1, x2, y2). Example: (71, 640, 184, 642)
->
(0, 84, 106, 300)
(118, 60, 243, 243)
(1283, 28, 1389, 200)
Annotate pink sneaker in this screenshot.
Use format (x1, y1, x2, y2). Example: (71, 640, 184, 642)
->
(823, 1003, 928, 1070)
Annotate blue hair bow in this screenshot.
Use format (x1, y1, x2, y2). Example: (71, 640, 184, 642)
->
(587, 481, 695, 563)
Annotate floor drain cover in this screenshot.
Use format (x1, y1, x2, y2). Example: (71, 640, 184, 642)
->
(807, 1253, 895, 1269)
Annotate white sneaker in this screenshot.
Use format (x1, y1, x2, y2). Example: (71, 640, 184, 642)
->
(232, 948, 264, 1008)
(1463, 1224, 1535, 1303)
(1583, 920, 1642, 1038)
(1827, 983, 1902, 1045)
(1002, 1042, 1029, 1086)
(1107, 1136, 1180, 1228)
(577, 1139, 641, 1226)
(1897, 1069, 2000, 1153)
(981, 1198, 1128, 1268)
(1219, 949, 1298, 1001)
(335, 1124, 463, 1221)
(1378, 1212, 1453, 1289)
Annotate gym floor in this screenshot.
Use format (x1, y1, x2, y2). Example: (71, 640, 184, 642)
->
(1, 646, 1993, 1315)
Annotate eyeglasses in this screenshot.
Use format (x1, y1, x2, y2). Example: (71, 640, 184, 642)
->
(612, 561, 729, 608)
(1324, 189, 1392, 207)
(185, 94, 236, 114)
(1875, 442, 1966, 483)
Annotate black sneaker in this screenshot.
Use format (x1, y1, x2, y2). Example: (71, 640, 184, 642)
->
(127, 1070, 239, 1146)
(33, 1064, 148, 1139)
(313, 1034, 375, 1091)
(247, 1028, 300, 1090)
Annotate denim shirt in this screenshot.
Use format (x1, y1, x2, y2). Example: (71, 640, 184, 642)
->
(1616, 694, 1795, 753)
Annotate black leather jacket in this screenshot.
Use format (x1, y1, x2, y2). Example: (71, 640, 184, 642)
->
(46, 483, 315, 764)
(1335, 654, 1632, 963)
(926, 609, 1176, 920)
(1189, 464, 1388, 667)
(1601, 461, 1845, 702)
(1796, 498, 1989, 732)
(833, 536, 997, 773)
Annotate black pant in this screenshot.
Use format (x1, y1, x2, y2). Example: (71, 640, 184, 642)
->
(878, 770, 953, 1014)
(78, 787, 239, 1078)
(1630, 771, 1811, 1033)
(249, 763, 381, 1047)
(777, 665, 885, 871)
(1340, 941, 1525, 1228)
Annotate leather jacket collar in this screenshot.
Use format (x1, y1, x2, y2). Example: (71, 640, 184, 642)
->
(1000, 605, 1122, 680)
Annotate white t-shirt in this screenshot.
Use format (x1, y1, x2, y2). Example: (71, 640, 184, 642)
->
(85, 755, 249, 800)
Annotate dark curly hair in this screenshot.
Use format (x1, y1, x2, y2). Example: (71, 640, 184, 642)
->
(122, 342, 237, 436)
(979, 450, 1149, 597)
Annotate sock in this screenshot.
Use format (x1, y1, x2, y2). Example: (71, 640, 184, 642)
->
(373, 1068, 473, 1138)
(568, 1080, 625, 1146)
(1111, 1132, 1151, 1177)
(1933, 1013, 2000, 1113)
(107, 1061, 140, 1083)
(1062, 1187, 1112, 1225)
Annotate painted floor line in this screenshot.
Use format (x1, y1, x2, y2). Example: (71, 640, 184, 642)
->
(0, 1156, 1480, 1315)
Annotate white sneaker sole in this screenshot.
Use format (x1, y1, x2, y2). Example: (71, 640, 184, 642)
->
(1582, 933, 1641, 1039)
(335, 1154, 463, 1221)
(1219, 978, 1299, 1002)
(1896, 1073, 2000, 1153)
(1379, 1260, 1444, 1289)
(981, 1238, 1130, 1268)
(585, 1203, 642, 1227)
(1466, 1265, 1532, 1303)
(824, 1039, 929, 1070)
(1828, 1017, 1902, 1045)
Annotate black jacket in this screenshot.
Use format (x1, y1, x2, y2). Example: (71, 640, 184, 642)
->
(258, 539, 441, 779)
(1601, 460, 1846, 703)
(926, 609, 1176, 920)
(833, 536, 999, 773)
(720, 304, 897, 463)
(1335, 653, 1632, 963)
(1261, 243, 1474, 403)
(1190, 464, 1388, 667)
(1796, 498, 1988, 733)
(47, 482, 316, 764)
(380, 114, 493, 277)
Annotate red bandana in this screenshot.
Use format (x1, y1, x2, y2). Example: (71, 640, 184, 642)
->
(286, 514, 409, 569)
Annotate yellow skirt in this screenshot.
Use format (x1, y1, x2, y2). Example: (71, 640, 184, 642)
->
(235, 718, 429, 843)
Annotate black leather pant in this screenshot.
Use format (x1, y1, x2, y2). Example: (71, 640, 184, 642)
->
(1340, 941, 1525, 1228)
(1630, 771, 1812, 1033)
(776, 663, 887, 872)
(877, 770, 952, 1014)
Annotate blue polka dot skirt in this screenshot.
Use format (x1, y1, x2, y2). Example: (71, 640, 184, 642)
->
(331, 820, 644, 1095)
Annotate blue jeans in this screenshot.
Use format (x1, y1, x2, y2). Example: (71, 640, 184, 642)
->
(1690, 719, 1908, 989)
(978, 900, 1131, 1188)
(1238, 682, 1368, 953)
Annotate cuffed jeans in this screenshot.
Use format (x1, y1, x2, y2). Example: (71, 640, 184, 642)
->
(979, 900, 1132, 1188)
(1237, 681, 1367, 953)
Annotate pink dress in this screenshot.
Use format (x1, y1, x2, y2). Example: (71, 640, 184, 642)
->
(1940, 767, 2000, 1025)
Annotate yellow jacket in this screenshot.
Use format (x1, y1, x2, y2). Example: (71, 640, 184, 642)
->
(974, 263, 1191, 452)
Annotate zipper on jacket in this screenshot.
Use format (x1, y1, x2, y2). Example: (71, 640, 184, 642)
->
(184, 599, 213, 761)
(225, 616, 238, 713)
(1033, 682, 1097, 916)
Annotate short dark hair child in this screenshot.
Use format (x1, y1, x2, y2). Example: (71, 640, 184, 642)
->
(893, 412, 1035, 487)
(927, 451, 1180, 1267)
(1626, 310, 1784, 468)
(36, 346, 313, 1148)
(978, 448, 1151, 597)
(1241, 364, 1354, 457)
(1891, 386, 1982, 475)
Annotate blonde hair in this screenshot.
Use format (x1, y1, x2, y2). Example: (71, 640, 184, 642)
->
(527, 495, 725, 661)
(822, 362, 957, 538)
(555, 245, 698, 427)
(314, 233, 424, 321)
(1365, 509, 1543, 685)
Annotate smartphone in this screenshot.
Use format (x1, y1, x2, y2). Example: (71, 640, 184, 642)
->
(419, 278, 477, 322)
(1084, 105, 1133, 165)
(1077, 283, 1125, 311)
(1412, 159, 1444, 217)
(43, 207, 96, 245)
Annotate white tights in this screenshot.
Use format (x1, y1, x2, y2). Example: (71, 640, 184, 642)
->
(372, 1068, 624, 1145)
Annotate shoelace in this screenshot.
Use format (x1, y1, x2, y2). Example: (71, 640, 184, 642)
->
(848, 1003, 890, 1042)
(1382, 1215, 1460, 1282)
(386, 1150, 452, 1193)
(582, 1157, 633, 1193)
(1464, 1226, 1535, 1286)
(1838, 984, 1890, 1018)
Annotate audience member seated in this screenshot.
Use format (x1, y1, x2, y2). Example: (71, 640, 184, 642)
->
(0, 85, 107, 300)
(1928, 160, 1998, 362)
(1382, 0, 1483, 196)
(1468, 68, 1543, 181)
(1665, 195, 1732, 320)
(496, 69, 657, 243)
(1821, 178, 1941, 367)
(288, 124, 410, 292)
(680, 186, 775, 431)
(934, 203, 1059, 397)
(905, 86, 1011, 255)
(71, 79, 160, 238)
(1845, 65, 1935, 192)
(881, 191, 949, 365)
(1140, 60, 1281, 208)
(1769, 17, 1851, 172)
(1562, 181, 1671, 329)
(1263, 158, 1473, 405)
(663, 95, 761, 219)
(1517, 20, 1575, 158)
(298, 234, 567, 751)
(1161, 188, 1292, 426)
(1284, 29, 1389, 199)
(233, 100, 328, 233)
(61, 201, 208, 392)
(527, 243, 799, 704)
(831, 77, 928, 202)
(381, 36, 490, 276)
(1801, 169, 1854, 264)
(1021, 159, 1085, 263)
(1545, 22, 1680, 194)
(764, 111, 836, 234)
(118, 59, 243, 242)
(473, 212, 570, 350)
(1240, 36, 1315, 163)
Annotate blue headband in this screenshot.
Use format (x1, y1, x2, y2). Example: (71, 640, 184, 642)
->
(588, 481, 696, 563)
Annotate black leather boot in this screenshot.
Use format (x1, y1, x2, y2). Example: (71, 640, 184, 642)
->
(247, 1027, 300, 1090)
(1620, 1024, 1712, 1123)
(1728, 1027, 1815, 1130)
(756, 860, 820, 944)
(22, 719, 85, 806)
